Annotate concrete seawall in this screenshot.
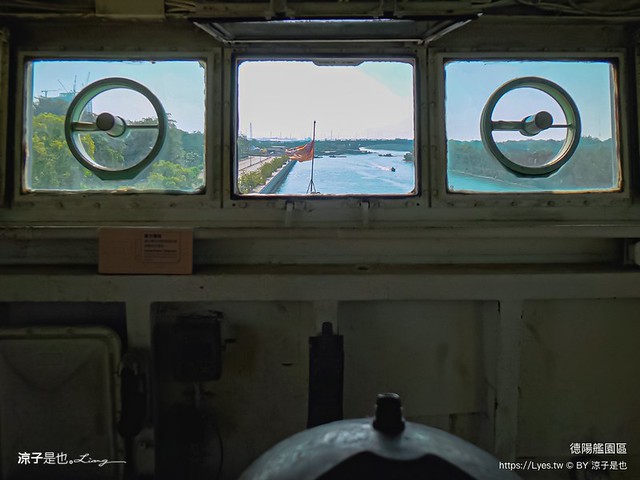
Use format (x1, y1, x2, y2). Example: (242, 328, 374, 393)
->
(259, 160, 296, 194)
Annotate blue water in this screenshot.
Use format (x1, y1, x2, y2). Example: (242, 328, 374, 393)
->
(447, 171, 541, 192)
(273, 148, 600, 194)
(275, 149, 415, 195)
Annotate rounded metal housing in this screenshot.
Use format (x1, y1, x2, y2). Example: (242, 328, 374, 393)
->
(240, 394, 521, 480)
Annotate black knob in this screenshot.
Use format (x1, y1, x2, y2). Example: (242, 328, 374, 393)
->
(373, 393, 405, 435)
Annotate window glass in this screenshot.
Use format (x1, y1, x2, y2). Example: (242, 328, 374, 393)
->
(445, 60, 620, 193)
(25, 59, 205, 192)
(236, 60, 416, 196)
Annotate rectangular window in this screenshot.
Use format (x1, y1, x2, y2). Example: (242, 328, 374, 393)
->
(24, 59, 206, 193)
(445, 60, 620, 193)
(235, 60, 416, 196)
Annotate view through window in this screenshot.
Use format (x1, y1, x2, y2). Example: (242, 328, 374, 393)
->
(236, 60, 416, 195)
(445, 60, 620, 193)
(25, 59, 205, 192)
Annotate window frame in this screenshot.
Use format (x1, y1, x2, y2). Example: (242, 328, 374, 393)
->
(2, 28, 636, 227)
(12, 50, 219, 211)
(429, 49, 630, 208)
(224, 47, 427, 212)
(0, 29, 8, 207)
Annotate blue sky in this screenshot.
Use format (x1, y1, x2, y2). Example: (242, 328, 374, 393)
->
(237, 60, 415, 140)
(31, 58, 615, 142)
(358, 61, 414, 99)
(32, 60, 206, 132)
(445, 60, 615, 141)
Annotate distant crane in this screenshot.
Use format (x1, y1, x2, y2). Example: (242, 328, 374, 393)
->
(56, 72, 91, 98)
(58, 75, 78, 102)
(58, 74, 79, 96)
(56, 72, 94, 113)
(40, 89, 60, 98)
(57, 79, 70, 93)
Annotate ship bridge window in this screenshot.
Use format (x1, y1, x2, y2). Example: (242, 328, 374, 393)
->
(235, 59, 416, 196)
(24, 58, 206, 193)
(445, 59, 620, 194)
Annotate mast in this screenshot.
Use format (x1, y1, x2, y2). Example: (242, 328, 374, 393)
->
(306, 120, 317, 194)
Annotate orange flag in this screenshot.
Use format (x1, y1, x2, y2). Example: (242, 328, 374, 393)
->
(286, 140, 315, 162)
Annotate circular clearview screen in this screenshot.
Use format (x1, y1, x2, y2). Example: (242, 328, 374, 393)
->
(65, 78, 167, 180)
(492, 88, 566, 169)
(480, 76, 581, 176)
(75, 87, 162, 171)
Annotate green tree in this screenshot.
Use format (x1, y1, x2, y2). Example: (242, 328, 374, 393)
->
(181, 130, 205, 157)
(33, 97, 71, 117)
(92, 134, 126, 170)
(30, 112, 98, 190)
(447, 137, 617, 191)
(28, 101, 205, 191)
(141, 160, 202, 191)
(237, 134, 251, 160)
(238, 156, 288, 193)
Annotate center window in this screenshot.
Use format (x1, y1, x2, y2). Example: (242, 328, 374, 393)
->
(235, 59, 416, 196)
